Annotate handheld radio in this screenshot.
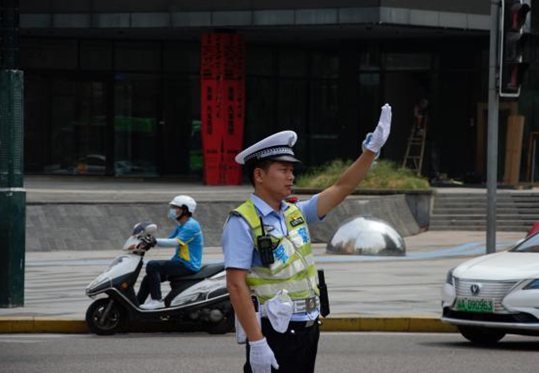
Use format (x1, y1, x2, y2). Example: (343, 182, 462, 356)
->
(257, 216, 275, 266)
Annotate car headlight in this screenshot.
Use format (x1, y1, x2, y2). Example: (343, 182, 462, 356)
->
(523, 279, 539, 290)
(446, 268, 455, 285)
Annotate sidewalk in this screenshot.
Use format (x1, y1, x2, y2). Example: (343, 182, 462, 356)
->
(0, 230, 524, 333)
(24, 175, 539, 204)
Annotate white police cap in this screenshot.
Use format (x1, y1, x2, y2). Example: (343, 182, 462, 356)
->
(235, 130, 300, 165)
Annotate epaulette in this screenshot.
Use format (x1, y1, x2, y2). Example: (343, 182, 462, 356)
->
(285, 196, 299, 204)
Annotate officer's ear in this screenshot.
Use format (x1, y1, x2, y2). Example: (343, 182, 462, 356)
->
(250, 160, 273, 186)
(253, 167, 266, 185)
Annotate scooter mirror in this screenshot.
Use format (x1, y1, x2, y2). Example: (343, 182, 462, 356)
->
(132, 222, 158, 237)
(123, 236, 141, 251)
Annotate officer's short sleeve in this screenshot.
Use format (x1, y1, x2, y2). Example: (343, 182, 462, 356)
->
(296, 193, 326, 224)
(221, 215, 254, 270)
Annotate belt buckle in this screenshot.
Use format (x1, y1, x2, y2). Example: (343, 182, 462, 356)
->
(305, 297, 316, 313)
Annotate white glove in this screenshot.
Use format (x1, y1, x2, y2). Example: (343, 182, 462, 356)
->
(249, 338, 279, 373)
(363, 103, 392, 157)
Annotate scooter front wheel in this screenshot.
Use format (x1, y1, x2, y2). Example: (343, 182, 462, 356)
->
(86, 298, 126, 335)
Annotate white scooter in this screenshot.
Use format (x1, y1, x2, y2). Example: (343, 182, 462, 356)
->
(85, 222, 233, 335)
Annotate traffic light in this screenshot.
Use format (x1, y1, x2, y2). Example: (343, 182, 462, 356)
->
(500, 0, 531, 97)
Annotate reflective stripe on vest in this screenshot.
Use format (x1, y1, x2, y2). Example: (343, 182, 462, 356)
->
(232, 199, 319, 304)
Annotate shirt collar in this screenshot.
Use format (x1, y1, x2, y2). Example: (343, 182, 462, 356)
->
(177, 217, 191, 227)
(250, 194, 289, 217)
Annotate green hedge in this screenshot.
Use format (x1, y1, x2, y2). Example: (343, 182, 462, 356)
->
(295, 159, 430, 190)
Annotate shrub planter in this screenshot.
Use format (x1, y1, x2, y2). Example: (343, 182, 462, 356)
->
(293, 188, 433, 231)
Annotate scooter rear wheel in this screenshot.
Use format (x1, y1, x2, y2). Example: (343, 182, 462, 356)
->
(207, 309, 235, 335)
(86, 298, 126, 335)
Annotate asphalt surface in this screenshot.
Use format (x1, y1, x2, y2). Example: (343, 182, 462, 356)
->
(1, 332, 538, 373)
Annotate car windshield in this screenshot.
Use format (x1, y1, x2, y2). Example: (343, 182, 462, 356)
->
(510, 233, 539, 253)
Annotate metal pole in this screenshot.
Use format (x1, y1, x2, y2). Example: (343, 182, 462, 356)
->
(532, 139, 537, 183)
(487, 0, 501, 254)
(0, 0, 25, 307)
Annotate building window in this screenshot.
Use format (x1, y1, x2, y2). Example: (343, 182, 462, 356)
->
(163, 42, 200, 73)
(114, 41, 161, 72)
(385, 53, 431, 71)
(80, 41, 112, 71)
(278, 49, 308, 77)
(21, 39, 77, 70)
(114, 73, 160, 176)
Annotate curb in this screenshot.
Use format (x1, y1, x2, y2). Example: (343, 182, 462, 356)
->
(0, 317, 89, 334)
(0, 316, 456, 334)
(320, 316, 457, 333)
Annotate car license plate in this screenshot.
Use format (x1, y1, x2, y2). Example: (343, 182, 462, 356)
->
(456, 297, 494, 313)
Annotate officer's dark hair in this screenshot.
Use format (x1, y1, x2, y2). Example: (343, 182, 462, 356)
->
(246, 159, 274, 187)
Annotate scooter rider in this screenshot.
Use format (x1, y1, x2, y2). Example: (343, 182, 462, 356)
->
(137, 195, 204, 310)
(222, 104, 392, 373)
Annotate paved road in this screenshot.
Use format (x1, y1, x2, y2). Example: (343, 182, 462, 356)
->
(1, 332, 538, 373)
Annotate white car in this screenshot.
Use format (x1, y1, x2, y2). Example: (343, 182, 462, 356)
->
(441, 233, 539, 344)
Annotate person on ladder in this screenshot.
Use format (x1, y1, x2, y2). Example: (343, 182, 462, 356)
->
(413, 98, 429, 137)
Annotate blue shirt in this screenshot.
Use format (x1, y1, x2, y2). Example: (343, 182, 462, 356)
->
(221, 194, 324, 321)
(160, 218, 204, 272)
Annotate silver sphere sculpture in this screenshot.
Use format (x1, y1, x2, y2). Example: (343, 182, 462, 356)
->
(326, 216, 406, 256)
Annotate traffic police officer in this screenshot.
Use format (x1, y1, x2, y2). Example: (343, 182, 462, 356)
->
(222, 104, 392, 373)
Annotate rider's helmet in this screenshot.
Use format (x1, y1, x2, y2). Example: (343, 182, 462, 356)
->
(169, 195, 197, 215)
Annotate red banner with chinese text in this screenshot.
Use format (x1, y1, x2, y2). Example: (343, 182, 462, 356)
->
(200, 33, 245, 185)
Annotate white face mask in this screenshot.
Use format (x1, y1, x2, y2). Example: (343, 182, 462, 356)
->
(167, 208, 178, 220)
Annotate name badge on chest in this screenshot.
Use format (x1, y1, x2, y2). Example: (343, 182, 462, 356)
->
(290, 217, 304, 227)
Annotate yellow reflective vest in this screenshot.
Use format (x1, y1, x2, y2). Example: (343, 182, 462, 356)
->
(232, 199, 319, 304)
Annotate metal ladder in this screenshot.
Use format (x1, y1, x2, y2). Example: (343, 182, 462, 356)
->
(402, 117, 427, 175)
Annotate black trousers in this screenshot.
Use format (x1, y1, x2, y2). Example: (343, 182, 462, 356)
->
(244, 318, 320, 373)
(136, 260, 195, 303)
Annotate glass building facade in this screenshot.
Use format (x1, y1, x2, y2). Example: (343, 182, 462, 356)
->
(22, 35, 496, 181)
(23, 39, 200, 177)
(16, 0, 539, 183)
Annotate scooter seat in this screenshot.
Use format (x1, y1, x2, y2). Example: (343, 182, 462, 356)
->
(168, 263, 225, 282)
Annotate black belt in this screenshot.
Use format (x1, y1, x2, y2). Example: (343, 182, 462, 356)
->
(289, 319, 317, 329)
(262, 317, 318, 331)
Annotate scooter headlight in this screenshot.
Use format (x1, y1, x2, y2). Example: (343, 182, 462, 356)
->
(86, 277, 112, 295)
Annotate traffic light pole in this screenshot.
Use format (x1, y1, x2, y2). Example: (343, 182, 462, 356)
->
(486, 0, 501, 255)
(0, 0, 25, 307)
